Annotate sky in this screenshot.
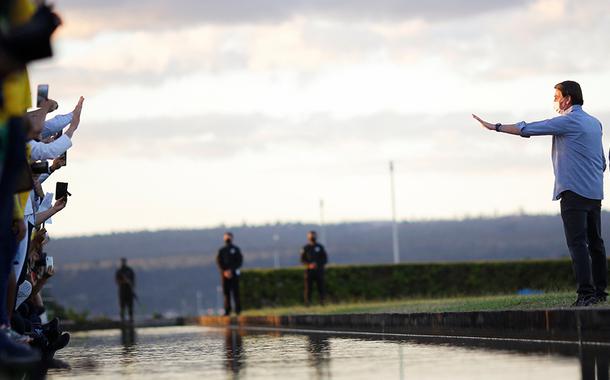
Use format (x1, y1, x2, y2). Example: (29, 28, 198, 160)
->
(28, 0, 610, 237)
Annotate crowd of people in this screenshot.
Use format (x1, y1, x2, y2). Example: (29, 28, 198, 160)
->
(1, 0, 85, 370)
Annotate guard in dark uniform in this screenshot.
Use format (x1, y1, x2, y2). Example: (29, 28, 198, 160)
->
(115, 258, 135, 322)
(217, 232, 243, 316)
(301, 231, 328, 306)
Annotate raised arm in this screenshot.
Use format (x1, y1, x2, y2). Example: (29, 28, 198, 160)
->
(42, 112, 73, 139)
(64, 96, 84, 139)
(472, 114, 523, 135)
(29, 135, 72, 161)
(473, 113, 572, 137)
(34, 197, 66, 226)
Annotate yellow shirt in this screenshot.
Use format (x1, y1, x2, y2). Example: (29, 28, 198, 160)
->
(1, 0, 36, 118)
(3, 0, 36, 220)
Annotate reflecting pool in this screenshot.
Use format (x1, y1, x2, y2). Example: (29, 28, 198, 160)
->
(35, 326, 610, 379)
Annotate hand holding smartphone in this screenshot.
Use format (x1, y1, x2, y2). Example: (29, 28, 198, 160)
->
(37, 84, 49, 107)
(55, 182, 71, 200)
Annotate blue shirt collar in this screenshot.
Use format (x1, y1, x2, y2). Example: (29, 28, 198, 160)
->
(561, 104, 581, 115)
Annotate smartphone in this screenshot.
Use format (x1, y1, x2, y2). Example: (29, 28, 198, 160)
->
(30, 161, 49, 174)
(37, 84, 49, 107)
(55, 182, 70, 200)
(46, 256, 54, 272)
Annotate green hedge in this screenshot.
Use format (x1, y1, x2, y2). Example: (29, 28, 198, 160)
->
(240, 260, 581, 309)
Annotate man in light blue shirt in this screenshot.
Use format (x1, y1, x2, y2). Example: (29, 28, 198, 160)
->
(473, 80, 607, 307)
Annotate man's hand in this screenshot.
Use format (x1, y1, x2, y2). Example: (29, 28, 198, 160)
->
(307, 263, 317, 270)
(223, 270, 233, 279)
(43, 266, 55, 279)
(472, 114, 495, 131)
(65, 97, 84, 138)
(40, 99, 58, 113)
(71, 96, 84, 127)
(52, 197, 67, 212)
(50, 156, 66, 172)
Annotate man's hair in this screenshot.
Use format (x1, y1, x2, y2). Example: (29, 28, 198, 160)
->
(308, 230, 317, 236)
(224, 232, 233, 238)
(555, 80, 584, 105)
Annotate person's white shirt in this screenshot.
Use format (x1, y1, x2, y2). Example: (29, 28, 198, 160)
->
(29, 134, 72, 161)
(42, 112, 73, 139)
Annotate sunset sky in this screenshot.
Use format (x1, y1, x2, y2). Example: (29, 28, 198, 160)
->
(28, 0, 610, 237)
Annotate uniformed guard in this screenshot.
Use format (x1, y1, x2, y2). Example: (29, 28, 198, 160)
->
(217, 232, 243, 316)
(115, 258, 136, 323)
(300, 230, 328, 306)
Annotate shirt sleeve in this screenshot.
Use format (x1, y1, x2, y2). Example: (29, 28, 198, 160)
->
(517, 116, 572, 137)
(41, 112, 73, 139)
(29, 134, 72, 161)
(236, 248, 243, 269)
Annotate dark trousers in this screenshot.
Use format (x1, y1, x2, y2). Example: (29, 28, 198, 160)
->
(560, 191, 608, 298)
(304, 269, 325, 305)
(222, 276, 241, 315)
(0, 120, 26, 326)
(119, 289, 134, 321)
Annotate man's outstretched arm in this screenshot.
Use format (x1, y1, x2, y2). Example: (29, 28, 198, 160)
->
(472, 114, 522, 135)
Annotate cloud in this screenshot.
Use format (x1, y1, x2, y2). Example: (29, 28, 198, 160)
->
(57, 0, 532, 34)
(34, 0, 610, 104)
(70, 111, 563, 175)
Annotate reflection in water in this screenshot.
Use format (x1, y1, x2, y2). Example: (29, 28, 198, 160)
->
(307, 335, 331, 380)
(120, 325, 137, 366)
(41, 326, 610, 380)
(225, 328, 245, 377)
(121, 325, 137, 347)
(580, 345, 609, 380)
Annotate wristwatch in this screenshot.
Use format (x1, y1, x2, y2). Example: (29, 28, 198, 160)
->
(495, 123, 502, 132)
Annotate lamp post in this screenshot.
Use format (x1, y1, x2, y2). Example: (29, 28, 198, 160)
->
(390, 161, 400, 264)
(272, 233, 280, 269)
(319, 198, 327, 245)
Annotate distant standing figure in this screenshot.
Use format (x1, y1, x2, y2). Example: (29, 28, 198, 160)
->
(301, 231, 328, 306)
(217, 232, 243, 316)
(115, 258, 136, 322)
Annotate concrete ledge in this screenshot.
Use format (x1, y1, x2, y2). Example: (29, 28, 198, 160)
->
(197, 309, 610, 343)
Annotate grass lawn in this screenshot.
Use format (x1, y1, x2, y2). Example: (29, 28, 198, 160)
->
(242, 291, 588, 316)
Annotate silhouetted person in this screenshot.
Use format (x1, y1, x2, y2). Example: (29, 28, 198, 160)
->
(217, 232, 243, 316)
(301, 231, 328, 306)
(115, 258, 135, 323)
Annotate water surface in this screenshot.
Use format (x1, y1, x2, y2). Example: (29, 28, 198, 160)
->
(43, 326, 608, 379)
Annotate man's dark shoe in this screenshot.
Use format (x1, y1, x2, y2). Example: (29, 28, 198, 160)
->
(48, 332, 70, 352)
(43, 318, 61, 342)
(592, 294, 607, 305)
(571, 296, 595, 307)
